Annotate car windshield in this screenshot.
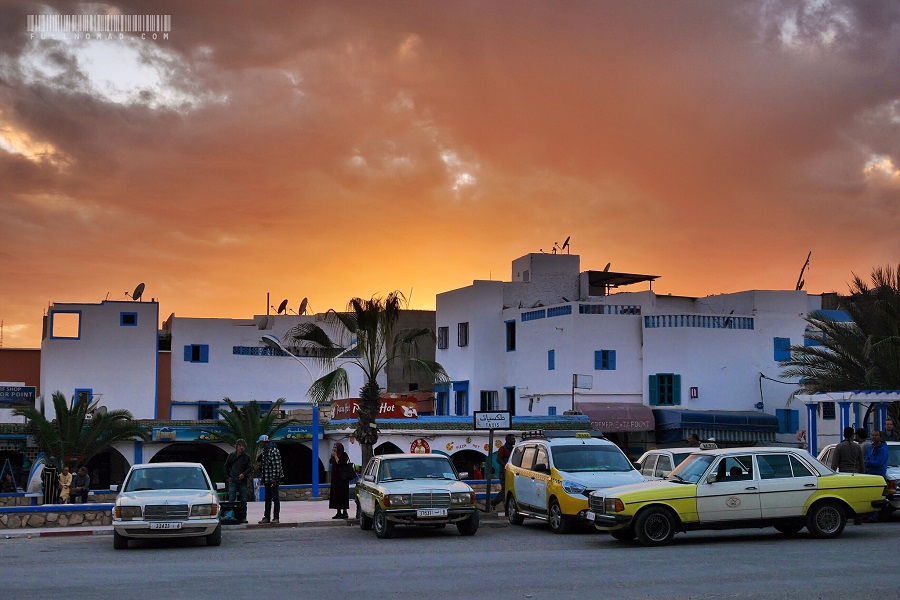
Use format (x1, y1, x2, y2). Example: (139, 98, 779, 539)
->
(888, 445, 900, 468)
(668, 454, 715, 483)
(552, 445, 634, 472)
(379, 458, 457, 481)
(124, 467, 209, 492)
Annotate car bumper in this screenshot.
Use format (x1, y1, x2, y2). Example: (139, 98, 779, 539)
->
(113, 518, 220, 538)
(588, 512, 633, 531)
(382, 507, 478, 525)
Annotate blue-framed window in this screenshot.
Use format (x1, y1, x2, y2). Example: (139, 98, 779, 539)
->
(505, 320, 516, 352)
(548, 349, 555, 370)
(50, 310, 82, 339)
(774, 337, 791, 361)
(649, 374, 681, 406)
(776, 408, 799, 433)
(184, 344, 209, 363)
(198, 403, 219, 420)
(453, 381, 469, 416)
(74, 388, 92, 405)
(822, 402, 836, 420)
(435, 383, 449, 416)
(548, 406, 557, 416)
(594, 350, 616, 370)
(120, 312, 138, 326)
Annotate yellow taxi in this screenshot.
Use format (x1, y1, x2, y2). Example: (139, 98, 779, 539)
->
(588, 446, 888, 546)
(504, 431, 643, 533)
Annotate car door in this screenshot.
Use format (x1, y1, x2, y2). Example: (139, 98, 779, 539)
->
(696, 454, 762, 523)
(514, 445, 540, 510)
(756, 453, 818, 519)
(532, 445, 551, 513)
(356, 459, 379, 516)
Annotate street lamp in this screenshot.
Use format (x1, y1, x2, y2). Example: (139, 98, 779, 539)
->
(261, 334, 321, 499)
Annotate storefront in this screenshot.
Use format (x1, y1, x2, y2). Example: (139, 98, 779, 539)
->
(652, 409, 779, 447)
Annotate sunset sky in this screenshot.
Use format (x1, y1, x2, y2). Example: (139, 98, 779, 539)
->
(1, 1, 898, 349)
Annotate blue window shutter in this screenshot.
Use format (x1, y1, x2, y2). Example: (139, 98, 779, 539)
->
(649, 375, 659, 406)
(673, 374, 682, 405)
(548, 349, 555, 370)
(548, 406, 557, 416)
(774, 337, 790, 361)
(789, 409, 799, 432)
(184, 345, 192, 361)
(608, 351, 616, 370)
(776, 409, 786, 433)
(200, 345, 209, 363)
(594, 350, 602, 370)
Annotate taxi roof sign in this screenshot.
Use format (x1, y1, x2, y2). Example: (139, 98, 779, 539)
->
(699, 442, 718, 450)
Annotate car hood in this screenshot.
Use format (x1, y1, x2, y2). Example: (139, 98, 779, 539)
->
(557, 469, 645, 490)
(376, 479, 473, 494)
(116, 489, 219, 505)
(589, 478, 696, 500)
(886, 466, 900, 481)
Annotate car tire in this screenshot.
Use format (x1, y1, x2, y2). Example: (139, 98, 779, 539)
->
(548, 499, 572, 534)
(359, 510, 373, 531)
(113, 530, 128, 550)
(206, 524, 222, 547)
(806, 500, 846, 539)
(456, 510, 479, 536)
(610, 528, 636, 542)
(774, 523, 804, 535)
(506, 496, 525, 526)
(374, 507, 394, 539)
(634, 507, 676, 546)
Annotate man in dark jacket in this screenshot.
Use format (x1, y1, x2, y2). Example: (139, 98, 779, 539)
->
(831, 427, 865, 473)
(70, 467, 90, 503)
(224, 439, 252, 520)
(490, 434, 517, 510)
(864, 430, 891, 522)
(257, 435, 283, 524)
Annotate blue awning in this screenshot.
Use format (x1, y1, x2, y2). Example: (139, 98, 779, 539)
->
(652, 409, 779, 444)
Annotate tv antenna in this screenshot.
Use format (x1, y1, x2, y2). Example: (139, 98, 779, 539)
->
(125, 282, 145, 301)
(795, 251, 811, 290)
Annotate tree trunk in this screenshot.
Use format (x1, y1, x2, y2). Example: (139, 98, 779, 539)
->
(355, 379, 382, 468)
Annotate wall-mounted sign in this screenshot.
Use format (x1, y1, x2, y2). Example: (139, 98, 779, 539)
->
(331, 398, 419, 420)
(473, 411, 511, 430)
(410, 438, 431, 453)
(0, 385, 36, 408)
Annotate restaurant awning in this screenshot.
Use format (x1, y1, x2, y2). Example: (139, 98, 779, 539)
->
(652, 409, 779, 444)
(574, 402, 655, 433)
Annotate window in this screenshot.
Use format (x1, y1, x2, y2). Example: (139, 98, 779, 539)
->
(505, 320, 516, 352)
(521, 446, 537, 470)
(534, 447, 549, 470)
(510, 446, 526, 468)
(758, 454, 794, 479)
(480, 390, 499, 411)
(649, 374, 681, 406)
(790, 455, 814, 477)
(822, 402, 836, 420)
(454, 389, 468, 415)
(184, 344, 209, 363)
(548, 406, 557, 416)
(776, 409, 799, 433)
(640, 455, 658, 476)
(594, 350, 616, 370)
(437, 326, 449, 350)
(435, 390, 449, 416)
(120, 312, 138, 326)
(505, 387, 516, 416)
(655, 455, 673, 478)
(548, 349, 555, 370)
(198, 403, 218, 420)
(50, 311, 81, 339)
(74, 389, 92, 405)
(774, 337, 791, 361)
(458, 322, 469, 347)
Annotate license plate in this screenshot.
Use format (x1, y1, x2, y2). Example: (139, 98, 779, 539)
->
(149, 522, 183, 530)
(585, 511, 596, 521)
(416, 508, 447, 517)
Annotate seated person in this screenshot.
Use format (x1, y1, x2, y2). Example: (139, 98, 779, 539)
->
(70, 467, 90, 503)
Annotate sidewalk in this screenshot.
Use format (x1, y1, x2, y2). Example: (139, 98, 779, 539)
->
(2, 500, 506, 539)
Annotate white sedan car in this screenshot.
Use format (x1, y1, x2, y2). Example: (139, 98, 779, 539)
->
(112, 462, 224, 549)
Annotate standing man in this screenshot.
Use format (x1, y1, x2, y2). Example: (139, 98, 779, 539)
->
(256, 435, 283, 524)
(224, 439, 252, 523)
(864, 430, 890, 522)
(490, 434, 517, 511)
(41, 457, 59, 505)
(70, 467, 90, 504)
(884, 417, 900, 442)
(831, 426, 865, 473)
(856, 428, 872, 458)
(687, 433, 701, 447)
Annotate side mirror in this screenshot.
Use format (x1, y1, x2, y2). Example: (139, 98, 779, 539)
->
(458, 472, 469, 480)
(632, 462, 641, 470)
(364, 474, 375, 482)
(706, 474, 718, 484)
(109, 484, 119, 492)
(216, 482, 225, 491)
(534, 463, 549, 473)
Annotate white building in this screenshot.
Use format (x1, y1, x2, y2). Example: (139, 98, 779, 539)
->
(435, 253, 825, 454)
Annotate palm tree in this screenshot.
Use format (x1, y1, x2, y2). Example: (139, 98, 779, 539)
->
(284, 292, 448, 466)
(781, 264, 900, 423)
(13, 391, 148, 468)
(202, 398, 302, 462)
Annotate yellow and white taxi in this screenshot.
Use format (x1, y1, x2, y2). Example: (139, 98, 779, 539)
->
(588, 446, 887, 546)
(355, 453, 479, 539)
(504, 432, 643, 533)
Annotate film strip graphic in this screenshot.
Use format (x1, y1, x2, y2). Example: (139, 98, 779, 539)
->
(27, 14, 171, 33)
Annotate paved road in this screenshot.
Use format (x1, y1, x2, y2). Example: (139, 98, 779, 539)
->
(2, 518, 898, 599)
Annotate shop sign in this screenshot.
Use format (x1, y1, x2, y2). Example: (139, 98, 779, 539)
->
(410, 438, 431, 453)
(0, 385, 36, 408)
(331, 398, 419, 420)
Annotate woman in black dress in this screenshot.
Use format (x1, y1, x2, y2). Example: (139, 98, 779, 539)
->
(329, 442, 352, 519)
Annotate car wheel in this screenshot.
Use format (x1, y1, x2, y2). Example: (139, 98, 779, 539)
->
(548, 499, 571, 534)
(634, 507, 676, 546)
(113, 530, 128, 550)
(774, 523, 804, 535)
(374, 507, 394, 539)
(610, 528, 636, 542)
(506, 496, 525, 526)
(806, 500, 846, 539)
(206, 524, 222, 547)
(359, 510, 373, 531)
(456, 510, 479, 536)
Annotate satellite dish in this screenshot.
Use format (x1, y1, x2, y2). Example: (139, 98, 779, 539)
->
(277, 299, 288, 314)
(95, 406, 107, 417)
(562, 236, 570, 253)
(603, 263, 611, 272)
(299, 297, 308, 315)
(132, 283, 145, 302)
(257, 316, 270, 330)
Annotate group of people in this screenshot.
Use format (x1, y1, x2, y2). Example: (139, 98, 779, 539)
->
(831, 418, 898, 522)
(34, 460, 91, 505)
(223, 436, 356, 523)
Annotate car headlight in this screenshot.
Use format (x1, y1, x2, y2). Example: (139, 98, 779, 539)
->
(115, 505, 142, 520)
(605, 498, 625, 513)
(451, 491, 475, 505)
(562, 480, 587, 496)
(191, 503, 218, 517)
(383, 494, 411, 507)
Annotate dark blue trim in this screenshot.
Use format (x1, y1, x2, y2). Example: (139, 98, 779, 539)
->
(0, 503, 115, 514)
(119, 312, 138, 326)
